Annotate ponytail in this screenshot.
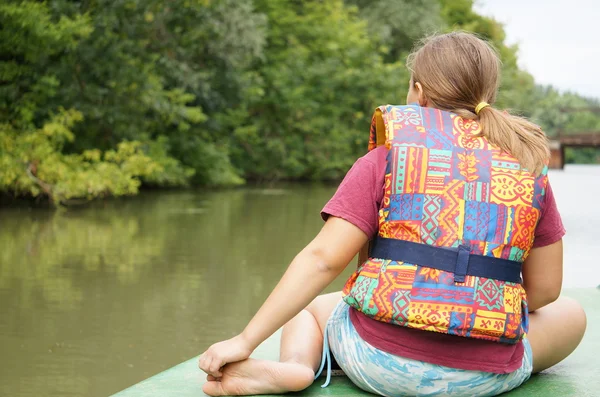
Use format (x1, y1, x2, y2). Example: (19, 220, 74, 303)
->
(476, 106, 549, 175)
(450, 105, 549, 175)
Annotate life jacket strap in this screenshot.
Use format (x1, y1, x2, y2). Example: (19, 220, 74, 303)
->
(369, 237, 522, 284)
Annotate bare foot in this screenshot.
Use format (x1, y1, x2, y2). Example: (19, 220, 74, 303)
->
(202, 358, 314, 396)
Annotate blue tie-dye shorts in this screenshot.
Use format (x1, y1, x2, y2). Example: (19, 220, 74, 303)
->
(315, 300, 533, 397)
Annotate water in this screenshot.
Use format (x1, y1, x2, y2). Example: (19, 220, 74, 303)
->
(544, 166, 600, 287)
(0, 166, 599, 397)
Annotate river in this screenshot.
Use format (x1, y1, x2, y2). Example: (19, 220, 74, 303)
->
(0, 165, 598, 396)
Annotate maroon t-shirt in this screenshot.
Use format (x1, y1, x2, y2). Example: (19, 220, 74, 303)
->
(322, 146, 566, 374)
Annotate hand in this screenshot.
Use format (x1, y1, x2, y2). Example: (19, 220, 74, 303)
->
(198, 334, 253, 377)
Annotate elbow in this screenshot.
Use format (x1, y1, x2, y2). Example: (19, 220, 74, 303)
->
(548, 285, 561, 303)
(527, 285, 561, 311)
(540, 288, 561, 307)
(315, 260, 337, 274)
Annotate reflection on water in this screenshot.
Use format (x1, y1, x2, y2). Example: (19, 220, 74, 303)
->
(0, 184, 353, 397)
(0, 167, 599, 397)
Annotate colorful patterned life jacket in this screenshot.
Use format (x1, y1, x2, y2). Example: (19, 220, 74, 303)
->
(342, 104, 549, 344)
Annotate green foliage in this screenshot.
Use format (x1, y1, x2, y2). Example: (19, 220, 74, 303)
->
(1, 0, 598, 205)
(0, 0, 197, 204)
(346, 0, 443, 62)
(226, 0, 407, 181)
(528, 87, 600, 137)
(47, 0, 266, 186)
(0, 108, 190, 204)
(565, 147, 600, 164)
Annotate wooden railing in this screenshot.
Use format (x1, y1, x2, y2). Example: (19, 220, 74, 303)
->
(558, 132, 600, 147)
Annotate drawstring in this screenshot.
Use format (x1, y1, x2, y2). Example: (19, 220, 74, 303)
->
(314, 326, 332, 388)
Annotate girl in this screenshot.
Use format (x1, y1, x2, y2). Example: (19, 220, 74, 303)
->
(198, 32, 587, 397)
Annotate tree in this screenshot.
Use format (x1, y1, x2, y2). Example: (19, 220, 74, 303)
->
(225, 0, 408, 181)
(2, 0, 598, 205)
(346, 0, 443, 63)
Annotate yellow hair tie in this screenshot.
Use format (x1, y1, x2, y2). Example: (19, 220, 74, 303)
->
(475, 102, 490, 115)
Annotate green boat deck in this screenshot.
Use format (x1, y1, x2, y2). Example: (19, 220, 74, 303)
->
(113, 289, 599, 396)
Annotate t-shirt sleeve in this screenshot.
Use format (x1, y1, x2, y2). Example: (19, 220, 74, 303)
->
(532, 181, 566, 248)
(321, 147, 386, 239)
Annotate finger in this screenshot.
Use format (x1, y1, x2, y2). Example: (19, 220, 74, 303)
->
(203, 380, 227, 396)
(206, 374, 219, 381)
(200, 356, 213, 374)
(208, 359, 223, 377)
(202, 356, 213, 374)
(199, 355, 208, 372)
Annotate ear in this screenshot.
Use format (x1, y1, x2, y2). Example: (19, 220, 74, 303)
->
(414, 82, 429, 107)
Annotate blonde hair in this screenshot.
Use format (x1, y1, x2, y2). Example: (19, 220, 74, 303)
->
(407, 32, 549, 175)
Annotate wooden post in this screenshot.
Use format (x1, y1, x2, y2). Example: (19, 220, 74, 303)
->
(549, 140, 564, 169)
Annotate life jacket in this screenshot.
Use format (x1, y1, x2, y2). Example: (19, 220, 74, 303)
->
(342, 104, 549, 344)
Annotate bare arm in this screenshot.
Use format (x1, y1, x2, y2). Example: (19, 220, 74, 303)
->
(240, 217, 367, 348)
(199, 216, 368, 376)
(522, 240, 563, 312)
(357, 241, 370, 265)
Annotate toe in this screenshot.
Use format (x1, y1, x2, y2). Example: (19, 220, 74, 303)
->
(203, 380, 227, 396)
